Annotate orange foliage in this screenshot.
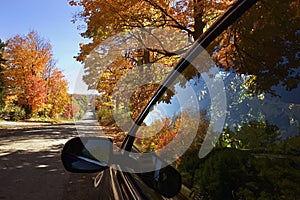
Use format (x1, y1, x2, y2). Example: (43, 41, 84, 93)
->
(46, 69, 70, 118)
(69, 0, 236, 62)
(2, 31, 69, 117)
(3, 31, 51, 115)
(22, 74, 47, 114)
(156, 115, 181, 149)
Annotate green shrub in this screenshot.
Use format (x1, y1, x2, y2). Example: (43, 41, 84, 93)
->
(0, 105, 26, 121)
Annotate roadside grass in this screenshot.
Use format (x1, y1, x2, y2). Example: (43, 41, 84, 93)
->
(23, 117, 77, 124)
(23, 117, 60, 124)
(0, 117, 77, 125)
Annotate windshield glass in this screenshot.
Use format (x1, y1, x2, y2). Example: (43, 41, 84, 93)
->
(133, 0, 300, 199)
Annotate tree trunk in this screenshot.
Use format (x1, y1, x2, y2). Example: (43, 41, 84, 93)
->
(193, 0, 206, 40)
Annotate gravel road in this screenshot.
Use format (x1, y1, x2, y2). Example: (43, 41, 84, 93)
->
(0, 122, 106, 200)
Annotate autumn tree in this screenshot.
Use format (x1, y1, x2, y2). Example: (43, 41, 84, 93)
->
(70, 0, 299, 102)
(2, 31, 51, 115)
(2, 31, 70, 118)
(44, 61, 70, 118)
(69, 94, 89, 120)
(68, 0, 237, 114)
(70, 0, 236, 61)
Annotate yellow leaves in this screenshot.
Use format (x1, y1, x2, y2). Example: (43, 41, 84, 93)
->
(46, 69, 70, 118)
(4, 31, 52, 79)
(4, 94, 18, 105)
(71, 0, 236, 63)
(97, 57, 133, 96)
(70, 0, 238, 122)
(2, 30, 70, 118)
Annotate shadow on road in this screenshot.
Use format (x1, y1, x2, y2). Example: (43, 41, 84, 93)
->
(0, 123, 104, 200)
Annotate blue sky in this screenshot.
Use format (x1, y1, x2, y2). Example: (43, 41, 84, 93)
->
(0, 0, 91, 93)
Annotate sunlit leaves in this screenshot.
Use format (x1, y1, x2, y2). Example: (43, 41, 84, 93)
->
(1, 31, 69, 118)
(2, 31, 51, 115)
(69, 0, 238, 125)
(45, 68, 70, 118)
(69, 0, 236, 62)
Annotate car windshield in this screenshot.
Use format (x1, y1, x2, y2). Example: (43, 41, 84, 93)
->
(133, 0, 300, 199)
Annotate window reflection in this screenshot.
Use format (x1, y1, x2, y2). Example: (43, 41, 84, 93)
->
(134, 0, 300, 199)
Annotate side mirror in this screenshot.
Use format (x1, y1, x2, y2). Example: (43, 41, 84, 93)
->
(61, 137, 112, 173)
(61, 137, 182, 197)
